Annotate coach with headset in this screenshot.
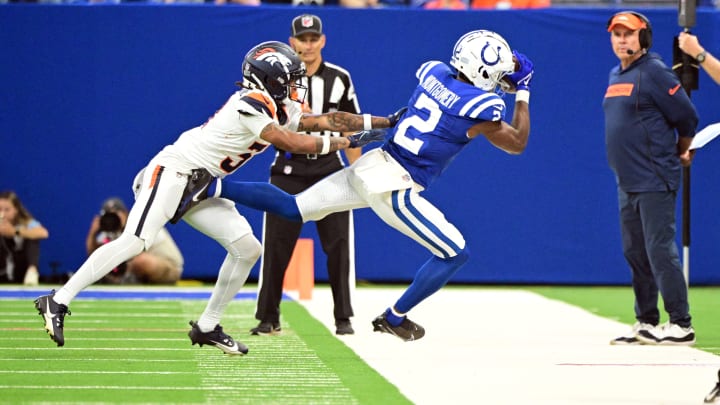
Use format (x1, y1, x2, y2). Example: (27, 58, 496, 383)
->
(603, 12, 698, 346)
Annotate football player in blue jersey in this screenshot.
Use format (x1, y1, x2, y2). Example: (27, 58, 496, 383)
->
(215, 30, 534, 341)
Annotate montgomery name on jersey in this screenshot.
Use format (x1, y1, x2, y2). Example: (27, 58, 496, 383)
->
(383, 61, 507, 188)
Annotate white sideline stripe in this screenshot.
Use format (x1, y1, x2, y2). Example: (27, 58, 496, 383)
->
(301, 287, 720, 405)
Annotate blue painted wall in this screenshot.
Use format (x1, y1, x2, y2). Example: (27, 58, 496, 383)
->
(2, 5, 719, 284)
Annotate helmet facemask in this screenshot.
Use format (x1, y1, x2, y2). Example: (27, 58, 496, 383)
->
(287, 70, 307, 104)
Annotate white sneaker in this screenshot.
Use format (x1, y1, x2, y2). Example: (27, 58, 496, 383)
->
(610, 322, 654, 345)
(23, 267, 39, 286)
(636, 322, 695, 346)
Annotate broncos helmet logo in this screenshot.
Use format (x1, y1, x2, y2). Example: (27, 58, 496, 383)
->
(253, 47, 295, 85)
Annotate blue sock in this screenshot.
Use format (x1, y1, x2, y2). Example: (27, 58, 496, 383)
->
(384, 307, 406, 327)
(219, 181, 302, 222)
(394, 247, 470, 314)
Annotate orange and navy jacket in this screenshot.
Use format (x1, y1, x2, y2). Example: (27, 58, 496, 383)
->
(603, 52, 698, 193)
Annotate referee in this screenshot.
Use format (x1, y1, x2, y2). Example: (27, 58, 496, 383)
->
(251, 14, 360, 336)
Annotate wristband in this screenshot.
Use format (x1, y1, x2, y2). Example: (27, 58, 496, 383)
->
(320, 136, 330, 155)
(515, 90, 530, 104)
(363, 114, 372, 130)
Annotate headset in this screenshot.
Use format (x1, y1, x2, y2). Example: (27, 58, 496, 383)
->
(607, 11, 653, 51)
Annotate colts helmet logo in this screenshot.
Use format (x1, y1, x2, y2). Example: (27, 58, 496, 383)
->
(480, 41, 501, 66)
(253, 47, 294, 84)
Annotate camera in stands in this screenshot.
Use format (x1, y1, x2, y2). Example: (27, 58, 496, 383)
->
(99, 210, 123, 233)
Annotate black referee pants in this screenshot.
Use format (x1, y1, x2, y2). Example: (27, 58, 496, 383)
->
(255, 153, 354, 324)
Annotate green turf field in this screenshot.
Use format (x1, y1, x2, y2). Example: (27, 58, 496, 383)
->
(1, 286, 718, 404)
(1, 297, 408, 404)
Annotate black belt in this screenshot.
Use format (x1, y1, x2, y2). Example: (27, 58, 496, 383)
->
(280, 151, 335, 161)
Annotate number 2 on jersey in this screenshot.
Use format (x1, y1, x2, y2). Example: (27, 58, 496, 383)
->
(392, 93, 441, 155)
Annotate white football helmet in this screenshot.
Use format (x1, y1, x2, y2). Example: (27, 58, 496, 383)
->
(450, 30, 515, 92)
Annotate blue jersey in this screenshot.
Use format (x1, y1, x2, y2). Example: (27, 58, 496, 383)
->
(382, 61, 506, 189)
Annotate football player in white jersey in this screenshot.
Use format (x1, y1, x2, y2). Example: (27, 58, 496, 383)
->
(215, 30, 534, 341)
(34, 41, 398, 354)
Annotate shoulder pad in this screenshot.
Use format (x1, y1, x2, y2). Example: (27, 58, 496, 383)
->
(239, 90, 277, 120)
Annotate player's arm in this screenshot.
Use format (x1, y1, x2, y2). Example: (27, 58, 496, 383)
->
(260, 123, 350, 154)
(468, 102, 530, 155)
(297, 107, 407, 133)
(470, 50, 532, 154)
(298, 112, 387, 133)
(259, 123, 385, 154)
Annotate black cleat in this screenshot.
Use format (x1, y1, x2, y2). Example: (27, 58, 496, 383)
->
(372, 313, 425, 342)
(34, 290, 71, 347)
(704, 369, 720, 403)
(188, 321, 248, 355)
(250, 321, 282, 336)
(335, 319, 355, 335)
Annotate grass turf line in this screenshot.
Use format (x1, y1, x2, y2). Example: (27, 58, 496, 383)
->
(0, 298, 409, 404)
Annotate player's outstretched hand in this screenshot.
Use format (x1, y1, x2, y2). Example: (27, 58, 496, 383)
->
(348, 129, 387, 148)
(507, 50, 534, 91)
(387, 106, 408, 127)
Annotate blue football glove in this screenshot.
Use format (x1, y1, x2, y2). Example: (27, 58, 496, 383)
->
(387, 106, 407, 127)
(506, 50, 534, 92)
(347, 129, 387, 148)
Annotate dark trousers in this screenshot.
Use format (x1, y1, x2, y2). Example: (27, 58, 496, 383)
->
(255, 154, 354, 323)
(0, 237, 40, 283)
(618, 189, 691, 327)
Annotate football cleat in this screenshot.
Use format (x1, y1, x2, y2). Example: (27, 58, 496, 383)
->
(372, 313, 425, 342)
(704, 369, 720, 403)
(188, 321, 248, 355)
(34, 290, 71, 347)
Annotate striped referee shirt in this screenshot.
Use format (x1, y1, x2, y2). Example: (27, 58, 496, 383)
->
(303, 60, 361, 137)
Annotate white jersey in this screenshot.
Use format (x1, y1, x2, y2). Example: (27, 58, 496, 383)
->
(154, 88, 303, 178)
(61, 86, 297, 311)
